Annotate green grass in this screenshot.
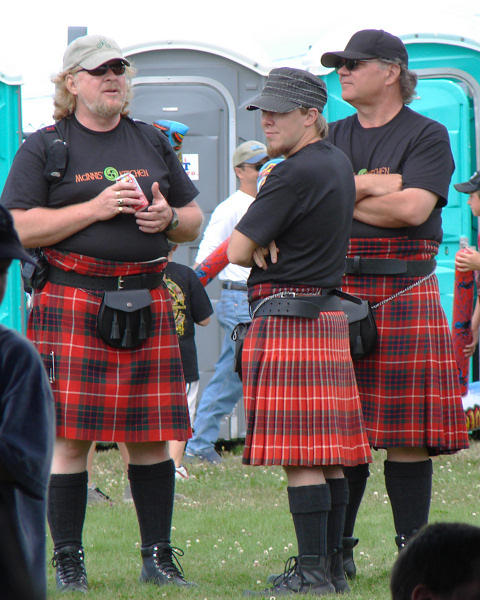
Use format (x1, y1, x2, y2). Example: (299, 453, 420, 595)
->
(46, 439, 480, 599)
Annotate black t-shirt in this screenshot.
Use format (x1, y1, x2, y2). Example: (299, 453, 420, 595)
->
(0, 116, 199, 261)
(163, 261, 213, 382)
(235, 140, 355, 288)
(327, 106, 454, 242)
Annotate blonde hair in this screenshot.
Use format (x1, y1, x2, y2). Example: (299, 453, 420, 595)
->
(299, 108, 329, 139)
(51, 64, 136, 121)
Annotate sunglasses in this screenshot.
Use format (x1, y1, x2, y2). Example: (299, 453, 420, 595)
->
(241, 162, 266, 172)
(79, 61, 126, 77)
(335, 58, 378, 72)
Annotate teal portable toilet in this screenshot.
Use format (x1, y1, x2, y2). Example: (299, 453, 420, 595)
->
(319, 33, 480, 329)
(0, 71, 28, 333)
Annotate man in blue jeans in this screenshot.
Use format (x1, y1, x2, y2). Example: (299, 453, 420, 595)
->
(186, 141, 268, 463)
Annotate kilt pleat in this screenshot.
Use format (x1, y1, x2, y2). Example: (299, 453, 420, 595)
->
(28, 250, 191, 443)
(242, 284, 372, 467)
(344, 238, 469, 454)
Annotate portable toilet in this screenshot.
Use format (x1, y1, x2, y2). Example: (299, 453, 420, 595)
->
(0, 71, 27, 333)
(124, 40, 270, 439)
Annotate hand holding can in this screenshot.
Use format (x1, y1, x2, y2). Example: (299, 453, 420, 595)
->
(115, 172, 149, 211)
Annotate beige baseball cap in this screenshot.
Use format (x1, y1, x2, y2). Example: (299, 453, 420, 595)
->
(62, 34, 130, 71)
(232, 140, 268, 168)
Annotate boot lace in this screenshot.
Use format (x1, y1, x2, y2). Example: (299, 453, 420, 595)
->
(270, 556, 304, 591)
(153, 545, 186, 581)
(52, 546, 87, 587)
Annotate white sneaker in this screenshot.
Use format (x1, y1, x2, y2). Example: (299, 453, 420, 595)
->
(175, 465, 189, 481)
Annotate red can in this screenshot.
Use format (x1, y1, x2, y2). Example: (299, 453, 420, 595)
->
(116, 172, 149, 211)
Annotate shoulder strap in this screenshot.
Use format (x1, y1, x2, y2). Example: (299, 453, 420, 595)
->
(40, 120, 69, 183)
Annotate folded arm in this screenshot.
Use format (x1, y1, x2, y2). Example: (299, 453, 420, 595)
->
(354, 174, 438, 228)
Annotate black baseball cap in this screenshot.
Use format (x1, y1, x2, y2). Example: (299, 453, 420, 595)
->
(246, 67, 327, 113)
(321, 29, 408, 68)
(454, 171, 480, 194)
(0, 205, 36, 264)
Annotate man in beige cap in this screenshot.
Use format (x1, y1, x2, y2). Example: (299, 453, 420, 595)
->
(185, 140, 268, 464)
(1, 33, 203, 592)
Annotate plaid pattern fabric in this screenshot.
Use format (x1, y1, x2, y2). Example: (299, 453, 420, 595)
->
(242, 284, 372, 467)
(28, 250, 191, 442)
(344, 238, 469, 454)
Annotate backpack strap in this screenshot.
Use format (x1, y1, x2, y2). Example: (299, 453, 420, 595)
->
(128, 117, 169, 153)
(40, 120, 69, 183)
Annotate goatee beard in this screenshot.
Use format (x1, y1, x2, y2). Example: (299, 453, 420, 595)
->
(266, 143, 288, 159)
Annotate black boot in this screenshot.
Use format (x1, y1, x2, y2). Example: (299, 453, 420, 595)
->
(51, 544, 88, 593)
(248, 555, 335, 596)
(328, 547, 350, 593)
(395, 529, 419, 552)
(140, 542, 192, 587)
(342, 536, 358, 580)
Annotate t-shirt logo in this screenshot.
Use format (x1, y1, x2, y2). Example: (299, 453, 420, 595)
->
(104, 167, 120, 181)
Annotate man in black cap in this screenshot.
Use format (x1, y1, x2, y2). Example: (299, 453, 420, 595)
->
(228, 67, 371, 596)
(0, 205, 55, 600)
(320, 30, 469, 577)
(454, 170, 480, 358)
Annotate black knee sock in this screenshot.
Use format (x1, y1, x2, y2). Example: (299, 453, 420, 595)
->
(128, 460, 176, 548)
(343, 463, 369, 537)
(47, 471, 88, 550)
(326, 478, 349, 554)
(288, 484, 331, 557)
(384, 459, 433, 536)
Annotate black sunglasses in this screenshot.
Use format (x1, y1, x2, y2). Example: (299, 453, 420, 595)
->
(241, 162, 266, 172)
(79, 61, 126, 77)
(335, 58, 378, 72)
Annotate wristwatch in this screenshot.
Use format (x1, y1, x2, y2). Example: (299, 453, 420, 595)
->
(165, 207, 179, 231)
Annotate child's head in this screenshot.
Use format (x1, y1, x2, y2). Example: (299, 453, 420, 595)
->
(455, 171, 480, 216)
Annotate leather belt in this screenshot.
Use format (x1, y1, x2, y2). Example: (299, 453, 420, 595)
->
(222, 281, 248, 291)
(344, 257, 436, 276)
(251, 294, 341, 318)
(48, 265, 165, 291)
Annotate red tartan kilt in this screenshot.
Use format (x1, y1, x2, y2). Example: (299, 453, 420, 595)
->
(28, 250, 190, 443)
(344, 238, 469, 454)
(241, 309, 372, 467)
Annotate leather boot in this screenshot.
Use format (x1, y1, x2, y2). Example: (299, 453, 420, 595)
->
(140, 542, 192, 586)
(248, 555, 335, 596)
(395, 529, 418, 552)
(328, 547, 350, 593)
(51, 544, 88, 593)
(342, 536, 358, 580)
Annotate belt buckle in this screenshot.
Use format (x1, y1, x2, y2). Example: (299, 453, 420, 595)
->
(117, 276, 125, 290)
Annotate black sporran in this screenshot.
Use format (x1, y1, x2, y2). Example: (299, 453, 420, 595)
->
(97, 289, 153, 350)
(231, 321, 251, 381)
(336, 290, 378, 360)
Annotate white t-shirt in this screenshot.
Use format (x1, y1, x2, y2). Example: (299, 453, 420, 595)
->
(195, 189, 254, 283)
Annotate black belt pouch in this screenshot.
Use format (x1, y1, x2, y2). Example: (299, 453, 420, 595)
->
(97, 289, 152, 349)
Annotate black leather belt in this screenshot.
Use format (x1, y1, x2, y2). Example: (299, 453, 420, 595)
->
(251, 294, 341, 318)
(222, 281, 248, 291)
(344, 257, 436, 276)
(48, 265, 165, 291)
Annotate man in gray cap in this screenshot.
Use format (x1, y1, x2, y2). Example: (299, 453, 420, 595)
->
(228, 67, 371, 596)
(321, 29, 469, 577)
(185, 140, 268, 465)
(0, 205, 54, 600)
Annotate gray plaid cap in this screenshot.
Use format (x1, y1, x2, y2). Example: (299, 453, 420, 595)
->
(246, 67, 327, 113)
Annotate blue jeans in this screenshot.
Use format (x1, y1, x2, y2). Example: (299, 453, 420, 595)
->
(186, 288, 250, 454)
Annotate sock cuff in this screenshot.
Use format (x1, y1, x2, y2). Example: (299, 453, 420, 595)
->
(384, 459, 433, 477)
(326, 477, 349, 506)
(128, 459, 175, 481)
(49, 471, 88, 488)
(287, 484, 331, 514)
